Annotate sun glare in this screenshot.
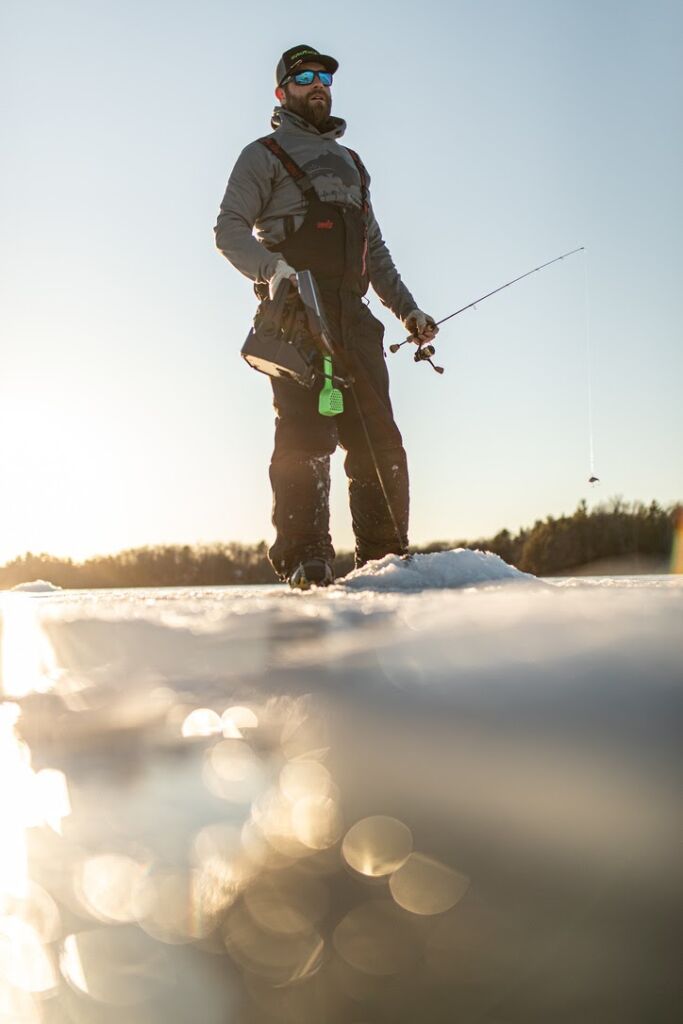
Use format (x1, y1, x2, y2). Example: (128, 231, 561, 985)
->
(0, 395, 111, 566)
(0, 597, 72, 1019)
(0, 595, 60, 699)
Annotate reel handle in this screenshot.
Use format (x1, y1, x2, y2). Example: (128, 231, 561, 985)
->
(389, 334, 417, 354)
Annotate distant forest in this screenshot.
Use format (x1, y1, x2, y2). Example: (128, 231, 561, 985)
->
(1, 499, 679, 590)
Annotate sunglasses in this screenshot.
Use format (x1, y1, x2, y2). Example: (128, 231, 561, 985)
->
(283, 69, 333, 87)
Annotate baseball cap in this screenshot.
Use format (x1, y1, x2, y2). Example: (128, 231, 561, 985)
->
(275, 44, 339, 86)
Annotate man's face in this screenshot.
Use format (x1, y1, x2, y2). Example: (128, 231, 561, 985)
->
(277, 61, 332, 127)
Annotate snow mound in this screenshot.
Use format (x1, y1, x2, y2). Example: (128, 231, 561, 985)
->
(341, 548, 534, 592)
(10, 579, 62, 593)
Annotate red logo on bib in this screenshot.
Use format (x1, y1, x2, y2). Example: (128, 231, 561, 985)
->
(317, 220, 334, 230)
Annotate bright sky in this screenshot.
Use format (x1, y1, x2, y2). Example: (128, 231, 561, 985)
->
(2, 0, 681, 564)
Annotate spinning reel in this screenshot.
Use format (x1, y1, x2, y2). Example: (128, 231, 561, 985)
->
(389, 334, 444, 374)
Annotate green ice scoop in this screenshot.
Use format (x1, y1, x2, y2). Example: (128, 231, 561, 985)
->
(318, 356, 344, 416)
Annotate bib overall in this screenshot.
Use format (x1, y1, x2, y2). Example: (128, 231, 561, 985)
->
(258, 138, 409, 578)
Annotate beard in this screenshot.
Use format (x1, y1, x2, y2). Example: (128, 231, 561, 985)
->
(283, 87, 332, 128)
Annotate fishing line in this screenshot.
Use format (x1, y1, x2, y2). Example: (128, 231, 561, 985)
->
(583, 249, 599, 483)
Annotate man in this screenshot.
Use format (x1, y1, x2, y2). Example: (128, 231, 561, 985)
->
(214, 44, 437, 588)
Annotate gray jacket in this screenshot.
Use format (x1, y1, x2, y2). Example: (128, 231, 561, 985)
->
(214, 108, 417, 320)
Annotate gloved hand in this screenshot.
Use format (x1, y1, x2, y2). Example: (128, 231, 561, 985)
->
(403, 308, 439, 342)
(268, 259, 297, 300)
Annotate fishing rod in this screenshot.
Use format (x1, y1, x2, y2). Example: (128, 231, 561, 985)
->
(390, 246, 585, 374)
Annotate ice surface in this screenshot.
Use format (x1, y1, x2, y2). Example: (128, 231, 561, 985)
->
(0, 559, 681, 1023)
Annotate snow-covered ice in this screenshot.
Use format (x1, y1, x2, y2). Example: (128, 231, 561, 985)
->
(10, 578, 62, 593)
(0, 550, 681, 1023)
(342, 547, 534, 589)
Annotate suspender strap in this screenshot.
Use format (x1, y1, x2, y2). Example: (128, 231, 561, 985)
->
(343, 147, 369, 215)
(258, 137, 315, 194)
(344, 147, 370, 278)
(258, 136, 371, 280)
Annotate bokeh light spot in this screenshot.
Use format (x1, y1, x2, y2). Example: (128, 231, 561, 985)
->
(224, 903, 325, 985)
(203, 739, 265, 803)
(389, 852, 470, 915)
(0, 916, 57, 994)
(333, 901, 416, 977)
(182, 707, 222, 738)
(279, 760, 333, 802)
(244, 872, 328, 938)
(76, 853, 148, 923)
(60, 927, 169, 1005)
(291, 795, 343, 851)
(342, 816, 413, 877)
(133, 867, 211, 945)
(222, 705, 258, 738)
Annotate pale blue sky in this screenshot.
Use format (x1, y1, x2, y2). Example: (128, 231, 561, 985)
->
(2, 0, 681, 564)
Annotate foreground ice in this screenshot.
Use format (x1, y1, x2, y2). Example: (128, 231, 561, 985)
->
(0, 551, 681, 1023)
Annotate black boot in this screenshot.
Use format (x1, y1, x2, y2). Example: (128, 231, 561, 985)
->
(288, 558, 335, 590)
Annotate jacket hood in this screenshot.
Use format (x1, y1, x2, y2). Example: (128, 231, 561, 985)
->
(271, 106, 347, 140)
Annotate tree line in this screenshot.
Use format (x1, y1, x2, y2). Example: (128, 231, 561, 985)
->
(427, 498, 679, 577)
(1, 499, 679, 590)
